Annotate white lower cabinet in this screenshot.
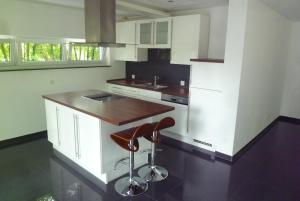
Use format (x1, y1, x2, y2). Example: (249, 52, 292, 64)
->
(152, 100, 188, 136)
(45, 100, 101, 178)
(75, 112, 101, 178)
(57, 105, 77, 161)
(45, 100, 60, 146)
(188, 88, 222, 149)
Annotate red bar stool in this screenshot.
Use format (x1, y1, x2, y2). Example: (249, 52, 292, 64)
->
(111, 123, 153, 197)
(138, 117, 175, 182)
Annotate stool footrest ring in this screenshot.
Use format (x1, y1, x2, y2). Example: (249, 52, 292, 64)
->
(114, 176, 148, 197)
(138, 165, 168, 182)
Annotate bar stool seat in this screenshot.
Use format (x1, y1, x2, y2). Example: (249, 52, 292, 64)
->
(111, 127, 139, 152)
(111, 124, 153, 197)
(138, 117, 175, 182)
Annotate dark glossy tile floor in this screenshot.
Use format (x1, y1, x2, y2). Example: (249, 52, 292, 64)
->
(1, 120, 300, 201)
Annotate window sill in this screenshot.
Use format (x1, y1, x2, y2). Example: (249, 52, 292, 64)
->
(0, 64, 111, 72)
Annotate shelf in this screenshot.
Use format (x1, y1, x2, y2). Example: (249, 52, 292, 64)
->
(190, 58, 225, 63)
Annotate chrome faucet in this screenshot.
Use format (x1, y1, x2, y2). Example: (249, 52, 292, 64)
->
(153, 75, 160, 87)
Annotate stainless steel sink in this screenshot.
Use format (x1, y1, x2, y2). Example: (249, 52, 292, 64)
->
(83, 93, 124, 102)
(152, 85, 168, 89)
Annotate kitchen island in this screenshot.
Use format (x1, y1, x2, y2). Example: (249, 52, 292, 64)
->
(43, 90, 174, 184)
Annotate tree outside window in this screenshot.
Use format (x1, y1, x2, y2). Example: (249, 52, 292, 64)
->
(0, 42, 11, 62)
(21, 43, 63, 62)
(71, 44, 101, 61)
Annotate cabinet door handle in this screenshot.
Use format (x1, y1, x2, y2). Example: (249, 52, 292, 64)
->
(73, 114, 79, 158)
(152, 21, 155, 45)
(76, 115, 81, 159)
(56, 107, 61, 146)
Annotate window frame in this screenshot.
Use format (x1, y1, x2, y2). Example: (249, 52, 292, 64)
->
(17, 37, 66, 66)
(0, 36, 16, 67)
(65, 38, 109, 66)
(0, 36, 110, 71)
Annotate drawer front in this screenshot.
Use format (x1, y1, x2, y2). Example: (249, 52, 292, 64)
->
(107, 84, 138, 97)
(107, 83, 161, 100)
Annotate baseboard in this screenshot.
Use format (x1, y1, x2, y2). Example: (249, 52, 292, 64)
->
(278, 116, 300, 124)
(161, 116, 284, 163)
(160, 135, 216, 162)
(0, 131, 47, 149)
(230, 116, 281, 162)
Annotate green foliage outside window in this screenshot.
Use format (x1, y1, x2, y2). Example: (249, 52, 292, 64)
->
(0, 37, 108, 69)
(71, 45, 101, 61)
(21, 43, 63, 62)
(0, 42, 11, 62)
(36, 194, 55, 201)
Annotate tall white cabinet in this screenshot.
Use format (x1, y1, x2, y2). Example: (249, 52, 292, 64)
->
(171, 14, 210, 65)
(188, 61, 225, 151)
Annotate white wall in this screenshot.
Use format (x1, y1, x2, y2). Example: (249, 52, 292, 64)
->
(233, 0, 291, 154)
(281, 22, 300, 119)
(217, 0, 249, 155)
(200, 0, 291, 156)
(171, 6, 228, 60)
(0, 0, 125, 141)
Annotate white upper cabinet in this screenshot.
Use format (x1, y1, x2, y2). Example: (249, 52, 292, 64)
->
(137, 18, 172, 48)
(171, 14, 210, 65)
(115, 21, 148, 62)
(116, 21, 137, 44)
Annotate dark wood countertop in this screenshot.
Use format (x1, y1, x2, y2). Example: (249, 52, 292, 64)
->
(43, 90, 174, 126)
(107, 79, 189, 98)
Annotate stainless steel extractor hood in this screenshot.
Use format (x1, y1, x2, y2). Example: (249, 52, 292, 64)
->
(83, 0, 125, 47)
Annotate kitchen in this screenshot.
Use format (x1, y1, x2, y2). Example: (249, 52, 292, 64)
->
(1, 0, 300, 200)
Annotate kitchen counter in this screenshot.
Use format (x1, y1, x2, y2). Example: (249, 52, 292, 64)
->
(43, 89, 173, 183)
(43, 90, 174, 126)
(107, 79, 189, 98)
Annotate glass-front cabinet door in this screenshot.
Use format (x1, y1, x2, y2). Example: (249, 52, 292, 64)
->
(137, 18, 172, 48)
(154, 18, 172, 48)
(138, 21, 153, 46)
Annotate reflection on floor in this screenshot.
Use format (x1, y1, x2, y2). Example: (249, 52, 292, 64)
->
(1, 120, 300, 201)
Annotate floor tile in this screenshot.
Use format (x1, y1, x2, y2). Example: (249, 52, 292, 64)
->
(0, 120, 300, 201)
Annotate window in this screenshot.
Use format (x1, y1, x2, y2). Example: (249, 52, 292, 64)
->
(70, 44, 102, 61)
(0, 42, 11, 63)
(21, 42, 63, 62)
(0, 35, 110, 71)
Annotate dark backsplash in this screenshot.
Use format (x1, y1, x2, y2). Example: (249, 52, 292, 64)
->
(126, 49, 190, 86)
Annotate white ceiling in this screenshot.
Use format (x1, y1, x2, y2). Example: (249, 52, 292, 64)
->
(19, 0, 300, 21)
(261, 0, 300, 21)
(120, 0, 229, 11)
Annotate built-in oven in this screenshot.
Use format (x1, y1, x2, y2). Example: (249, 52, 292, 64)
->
(161, 94, 189, 105)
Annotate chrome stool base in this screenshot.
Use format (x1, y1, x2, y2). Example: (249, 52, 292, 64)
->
(114, 176, 148, 197)
(138, 165, 168, 182)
